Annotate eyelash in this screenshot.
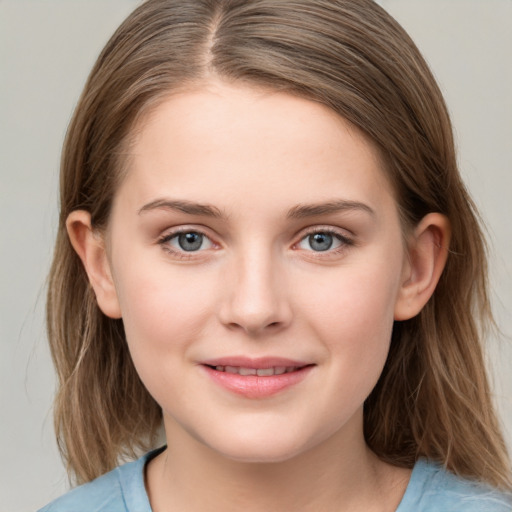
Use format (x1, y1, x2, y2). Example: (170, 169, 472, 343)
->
(157, 226, 355, 259)
(294, 227, 355, 257)
(157, 228, 216, 260)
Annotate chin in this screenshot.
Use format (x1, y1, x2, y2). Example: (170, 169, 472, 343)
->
(217, 443, 306, 465)
(197, 425, 324, 465)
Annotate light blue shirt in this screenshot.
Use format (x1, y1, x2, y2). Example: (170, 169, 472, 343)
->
(38, 448, 512, 511)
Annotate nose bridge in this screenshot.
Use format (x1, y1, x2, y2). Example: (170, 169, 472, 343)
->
(219, 240, 291, 335)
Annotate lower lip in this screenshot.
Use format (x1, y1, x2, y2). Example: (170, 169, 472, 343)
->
(201, 365, 314, 399)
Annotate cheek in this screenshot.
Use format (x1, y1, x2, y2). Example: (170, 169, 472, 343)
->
(113, 264, 222, 413)
(297, 258, 401, 375)
(112, 253, 218, 367)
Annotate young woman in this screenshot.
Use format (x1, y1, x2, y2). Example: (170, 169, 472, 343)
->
(40, 1, 512, 510)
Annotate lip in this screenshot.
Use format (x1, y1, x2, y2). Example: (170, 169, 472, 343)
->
(199, 357, 315, 399)
(201, 356, 311, 369)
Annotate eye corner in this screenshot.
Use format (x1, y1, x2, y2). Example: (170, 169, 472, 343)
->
(292, 227, 355, 256)
(157, 227, 220, 259)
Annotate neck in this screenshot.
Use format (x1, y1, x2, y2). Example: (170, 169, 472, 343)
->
(146, 412, 410, 512)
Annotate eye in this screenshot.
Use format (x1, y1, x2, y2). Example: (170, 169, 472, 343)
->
(296, 230, 352, 252)
(160, 230, 214, 252)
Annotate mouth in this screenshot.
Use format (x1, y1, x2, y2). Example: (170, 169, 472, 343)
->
(205, 365, 307, 376)
(200, 359, 315, 398)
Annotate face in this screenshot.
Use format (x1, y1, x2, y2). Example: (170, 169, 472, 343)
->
(105, 81, 409, 463)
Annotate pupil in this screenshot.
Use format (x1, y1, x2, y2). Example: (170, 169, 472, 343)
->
(309, 233, 333, 251)
(178, 232, 203, 251)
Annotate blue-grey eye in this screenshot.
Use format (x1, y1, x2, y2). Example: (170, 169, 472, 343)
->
(297, 231, 344, 252)
(167, 231, 213, 252)
(309, 233, 333, 251)
(179, 232, 203, 251)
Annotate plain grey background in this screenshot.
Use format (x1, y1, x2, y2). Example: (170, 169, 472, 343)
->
(1, 1, 511, 511)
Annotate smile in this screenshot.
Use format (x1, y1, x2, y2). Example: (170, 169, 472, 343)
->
(208, 365, 303, 376)
(201, 359, 314, 398)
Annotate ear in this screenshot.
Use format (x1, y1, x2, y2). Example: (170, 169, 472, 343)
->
(66, 210, 122, 319)
(394, 213, 451, 321)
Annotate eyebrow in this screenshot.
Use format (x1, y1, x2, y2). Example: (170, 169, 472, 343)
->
(286, 200, 375, 219)
(138, 199, 226, 218)
(138, 198, 375, 220)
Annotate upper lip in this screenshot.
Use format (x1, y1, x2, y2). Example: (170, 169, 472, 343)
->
(200, 356, 312, 369)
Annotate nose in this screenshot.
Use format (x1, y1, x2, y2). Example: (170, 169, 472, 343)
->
(218, 246, 292, 336)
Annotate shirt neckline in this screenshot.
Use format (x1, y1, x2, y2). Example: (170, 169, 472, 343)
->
(121, 448, 430, 512)
(395, 458, 432, 511)
(118, 446, 167, 512)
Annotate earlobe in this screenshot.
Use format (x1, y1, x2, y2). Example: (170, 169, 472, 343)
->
(66, 210, 122, 319)
(394, 213, 451, 321)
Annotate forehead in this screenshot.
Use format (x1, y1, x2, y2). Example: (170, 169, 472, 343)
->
(115, 81, 396, 219)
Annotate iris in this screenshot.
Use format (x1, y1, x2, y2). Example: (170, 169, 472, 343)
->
(308, 233, 333, 251)
(178, 232, 203, 251)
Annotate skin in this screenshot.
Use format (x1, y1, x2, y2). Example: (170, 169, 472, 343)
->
(68, 80, 450, 511)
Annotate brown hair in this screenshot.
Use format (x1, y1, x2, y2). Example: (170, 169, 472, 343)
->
(47, 0, 511, 488)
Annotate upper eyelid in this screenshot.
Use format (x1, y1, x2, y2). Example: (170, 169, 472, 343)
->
(296, 225, 354, 240)
(158, 225, 216, 240)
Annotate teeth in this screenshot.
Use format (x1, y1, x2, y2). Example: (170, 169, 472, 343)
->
(256, 368, 274, 376)
(239, 367, 257, 376)
(212, 365, 300, 376)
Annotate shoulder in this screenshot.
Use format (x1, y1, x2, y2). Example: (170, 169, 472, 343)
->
(398, 458, 512, 512)
(37, 467, 125, 512)
(37, 448, 163, 512)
